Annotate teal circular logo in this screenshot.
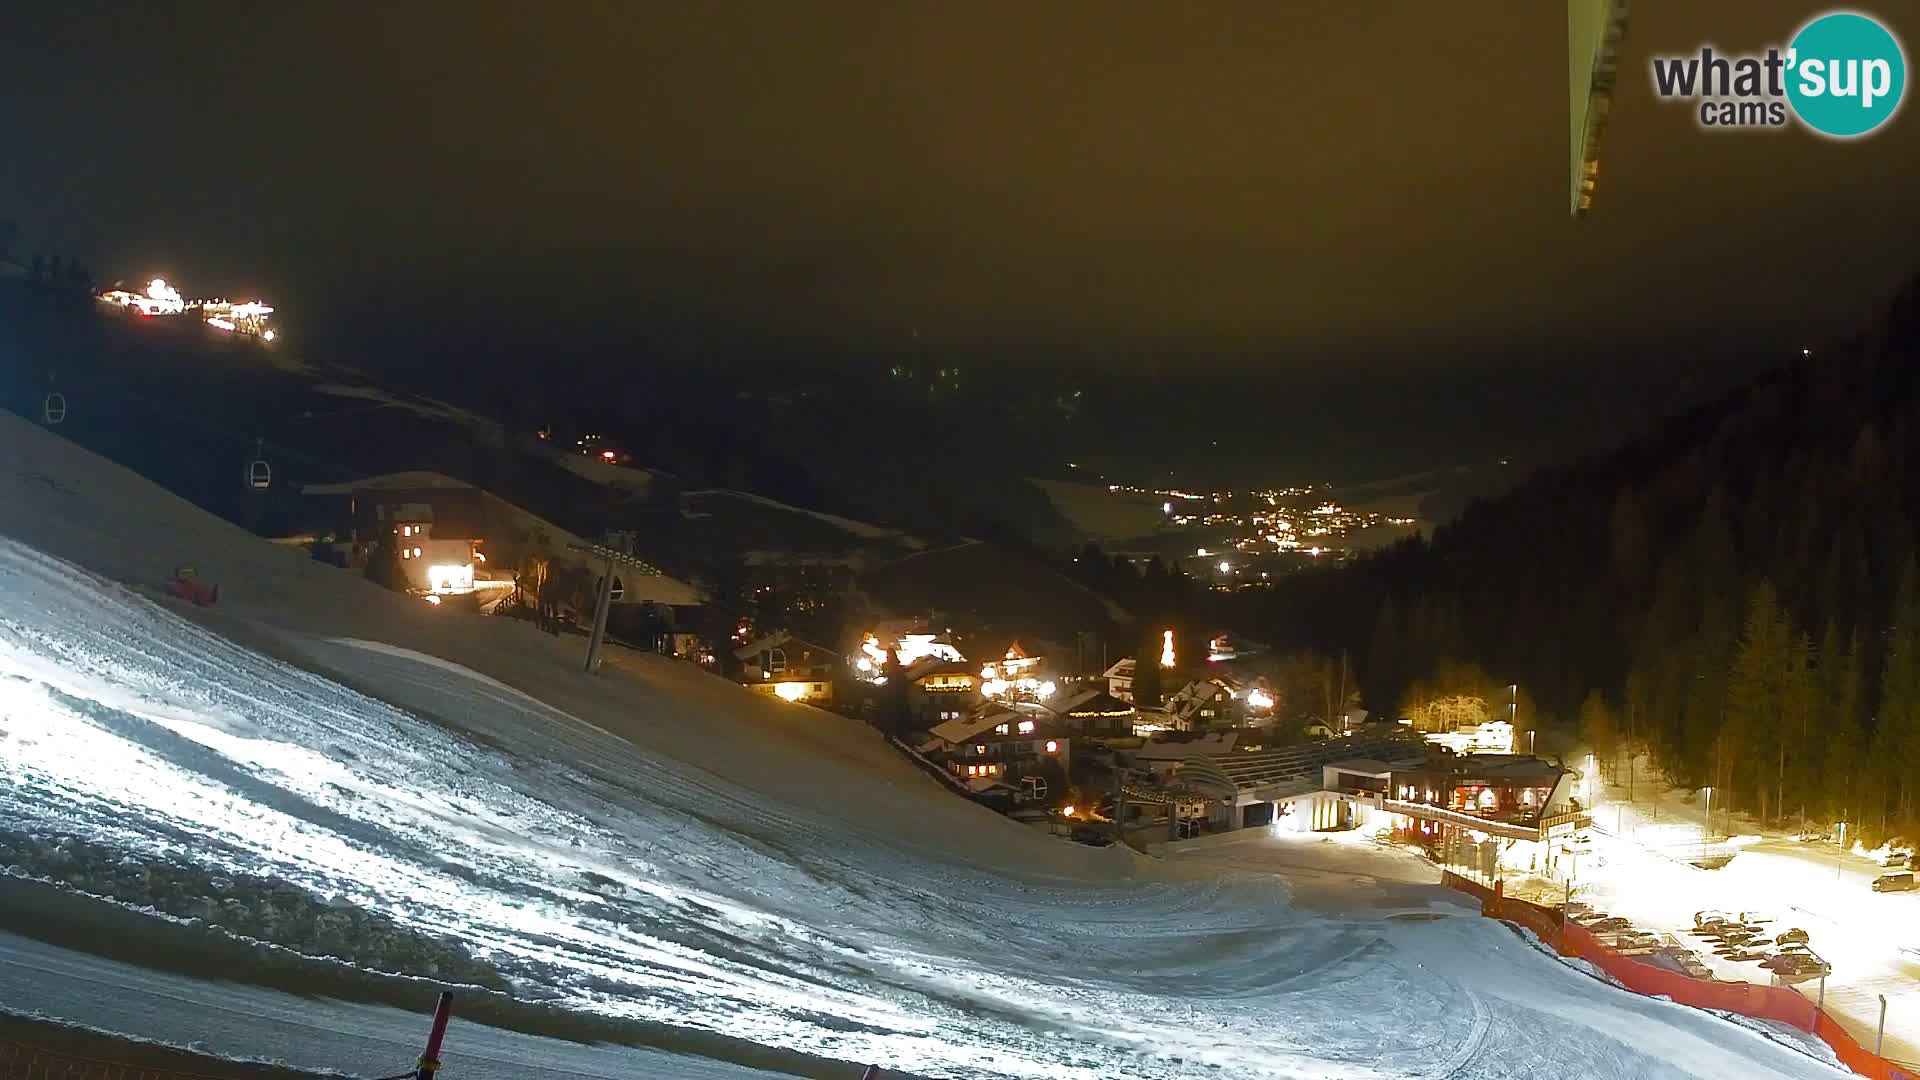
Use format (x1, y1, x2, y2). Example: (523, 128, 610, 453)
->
(1787, 12, 1907, 137)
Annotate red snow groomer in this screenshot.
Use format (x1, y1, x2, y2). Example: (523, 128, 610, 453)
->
(165, 565, 221, 607)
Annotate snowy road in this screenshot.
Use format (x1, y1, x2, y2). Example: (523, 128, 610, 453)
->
(0, 414, 1862, 1078)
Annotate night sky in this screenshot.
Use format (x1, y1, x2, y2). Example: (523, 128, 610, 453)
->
(4, 2, 1918, 474)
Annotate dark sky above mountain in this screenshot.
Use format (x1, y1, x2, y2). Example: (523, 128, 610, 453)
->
(3, 3, 1917, 440)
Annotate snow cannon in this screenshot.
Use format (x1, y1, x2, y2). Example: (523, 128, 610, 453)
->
(165, 566, 221, 607)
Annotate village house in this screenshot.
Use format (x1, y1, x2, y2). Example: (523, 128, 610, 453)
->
(921, 709, 1072, 797)
(344, 487, 489, 595)
(735, 631, 841, 705)
(1101, 657, 1136, 702)
(978, 639, 1064, 705)
(1047, 687, 1137, 738)
(1165, 675, 1238, 731)
(903, 658, 979, 728)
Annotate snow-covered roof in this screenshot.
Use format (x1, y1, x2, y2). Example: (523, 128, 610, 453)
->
(1133, 732, 1238, 761)
(1102, 658, 1135, 679)
(1051, 688, 1135, 718)
(1449, 755, 1569, 783)
(301, 471, 475, 495)
(905, 657, 974, 683)
(734, 632, 792, 661)
(1166, 677, 1232, 721)
(928, 711, 1022, 747)
(1324, 757, 1396, 776)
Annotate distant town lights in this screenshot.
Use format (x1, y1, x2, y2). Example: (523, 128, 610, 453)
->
(1217, 560, 1231, 574)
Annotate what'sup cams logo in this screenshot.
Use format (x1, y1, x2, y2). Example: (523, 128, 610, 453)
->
(1651, 10, 1906, 137)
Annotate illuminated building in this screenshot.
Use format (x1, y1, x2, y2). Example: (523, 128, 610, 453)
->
(201, 299, 277, 339)
(100, 278, 186, 316)
(736, 631, 841, 705)
(1047, 688, 1137, 738)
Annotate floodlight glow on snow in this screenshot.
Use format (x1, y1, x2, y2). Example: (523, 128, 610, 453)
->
(5, 534, 1857, 1078)
(773, 681, 807, 701)
(1246, 689, 1274, 710)
(427, 563, 475, 594)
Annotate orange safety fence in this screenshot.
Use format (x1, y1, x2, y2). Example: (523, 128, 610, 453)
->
(1446, 879, 1920, 1080)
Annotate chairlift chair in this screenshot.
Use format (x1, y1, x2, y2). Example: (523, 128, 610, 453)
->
(245, 439, 272, 490)
(42, 392, 66, 425)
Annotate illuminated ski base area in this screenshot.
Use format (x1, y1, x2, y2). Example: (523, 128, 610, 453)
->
(0, 537, 1846, 1078)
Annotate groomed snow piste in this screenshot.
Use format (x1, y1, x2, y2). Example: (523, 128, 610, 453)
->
(0, 414, 1849, 1079)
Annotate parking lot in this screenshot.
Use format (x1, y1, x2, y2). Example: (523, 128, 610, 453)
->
(1540, 782, 1920, 1065)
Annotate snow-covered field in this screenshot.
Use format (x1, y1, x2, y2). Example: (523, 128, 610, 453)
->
(0, 413, 1852, 1078)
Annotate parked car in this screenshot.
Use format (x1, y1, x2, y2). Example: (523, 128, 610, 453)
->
(1694, 910, 1731, 929)
(1886, 850, 1913, 868)
(1775, 928, 1810, 945)
(1771, 955, 1831, 980)
(1738, 911, 1774, 925)
(1873, 872, 1918, 892)
(1069, 826, 1114, 847)
(1678, 956, 1714, 979)
(1588, 916, 1632, 932)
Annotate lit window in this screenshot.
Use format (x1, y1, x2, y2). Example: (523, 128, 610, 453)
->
(976, 744, 986, 754)
(1018, 720, 1035, 734)
(1045, 740, 1058, 753)
(413, 547, 422, 558)
(995, 724, 1009, 734)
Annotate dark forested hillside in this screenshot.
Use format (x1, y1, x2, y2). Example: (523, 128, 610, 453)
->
(1260, 273, 1920, 844)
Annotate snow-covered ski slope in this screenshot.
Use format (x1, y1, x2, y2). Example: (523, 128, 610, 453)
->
(0, 414, 1845, 1079)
